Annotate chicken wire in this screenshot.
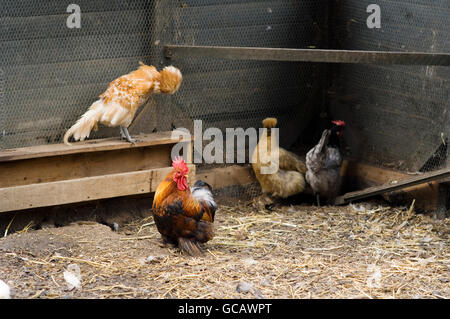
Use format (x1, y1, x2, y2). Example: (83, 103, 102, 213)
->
(0, 0, 326, 199)
(328, 0, 450, 174)
(0, 0, 325, 149)
(0, 0, 448, 202)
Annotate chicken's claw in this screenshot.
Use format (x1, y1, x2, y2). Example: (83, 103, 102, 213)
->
(120, 126, 136, 145)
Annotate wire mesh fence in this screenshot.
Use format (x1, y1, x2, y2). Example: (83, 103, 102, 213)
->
(329, 0, 449, 174)
(0, 0, 327, 201)
(0, 0, 448, 201)
(0, 0, 326, 151)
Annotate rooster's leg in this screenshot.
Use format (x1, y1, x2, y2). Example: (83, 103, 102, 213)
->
(160, 235, 177, 247)
(119, 126, 136, 145)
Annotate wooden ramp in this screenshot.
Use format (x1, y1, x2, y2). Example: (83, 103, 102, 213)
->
(335, 167, 450, 205)
(0, 132, 193, 213)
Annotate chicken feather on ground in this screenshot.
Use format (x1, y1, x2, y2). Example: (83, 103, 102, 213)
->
(63, 62, 182, 145)
(152, 157, 217, 256)
(305, 120, 346, 206)
(251, 118, 307, 201)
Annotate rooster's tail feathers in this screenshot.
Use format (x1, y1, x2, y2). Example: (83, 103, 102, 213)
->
(63, 100, 104, 146)
(178, 238, 203, 256)
(177, 220, 214, 256)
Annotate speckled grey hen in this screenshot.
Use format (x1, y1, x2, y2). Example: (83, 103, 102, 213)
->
(306, 121, 346, 205)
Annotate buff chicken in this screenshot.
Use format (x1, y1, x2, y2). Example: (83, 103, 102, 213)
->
(251, 118, 307, 206)
(64, 62, 182, 145)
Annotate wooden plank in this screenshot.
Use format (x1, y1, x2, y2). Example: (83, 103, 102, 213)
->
(340, 160, 408, 186)
(336, 167, 450, 205)
(1, 1, 154, 17)
(1, 10, 151, 42)
(0, 144, 173, 188)
(329, 63, 447, 172)
(0, 131, 191, 163)
(196, 165, 256, 189)
(165, 45, 450, 66)
(196, 164, 316, 195)
(340, 160, 441, 211)
(174, 1, 309, 30)
(1, 34, 153, 66)
(3, 57, 152, 94)
(179, 64, 310, 91)
(170, 86, 299, 118)
(0, 165, 195, 213)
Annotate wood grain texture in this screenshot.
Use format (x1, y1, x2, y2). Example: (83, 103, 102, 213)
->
(337, 160, 448, 207)
(0, 165, 195, 213)
(0, 131, 191, 163)
(165, 45, 450, 65)
(196, 165, 256, 189)
(0, 144, 173, 188)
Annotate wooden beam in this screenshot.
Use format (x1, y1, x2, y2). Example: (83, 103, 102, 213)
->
(0, 165, 195, 213)
(194, 165, 319, 196)
(0, 144, 174, 188)
(0, 131, 195, 212)
(164, 45, 450, 66)
(196, 165, 256, 189)
(340, 160, 408, 186)
(339, 160, 441, 211)
(336, 167, 450, 205)
(0, 130, 191, 163)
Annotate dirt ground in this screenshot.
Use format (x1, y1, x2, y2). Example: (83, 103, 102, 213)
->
(0, 200, 448, 299)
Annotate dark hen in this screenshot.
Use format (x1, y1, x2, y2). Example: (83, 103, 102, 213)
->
(305, 121, 345, 205)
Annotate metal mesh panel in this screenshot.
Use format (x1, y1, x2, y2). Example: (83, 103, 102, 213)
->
(0, 0, 327, 201)
(329, 0, 450, 173)
(1, 1, 160, 148)
(137, 0, 327, 154)
(213, 182, 262, 206)
(2, 1, 448, 204)
(0, 0, 326, 151)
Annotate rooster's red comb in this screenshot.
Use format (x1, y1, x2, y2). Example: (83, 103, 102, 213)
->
(332, 120, 346, 127)
(172, 156, 188, 172)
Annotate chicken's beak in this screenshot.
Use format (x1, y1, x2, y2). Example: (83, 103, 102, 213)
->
(184, 174, 189, 178)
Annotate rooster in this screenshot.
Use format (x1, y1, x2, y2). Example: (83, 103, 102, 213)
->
(63, 62, 182, 145)
(152, 157, 217, 255)
(251, 118, 307, 206)
(305, 120, 346, 206)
